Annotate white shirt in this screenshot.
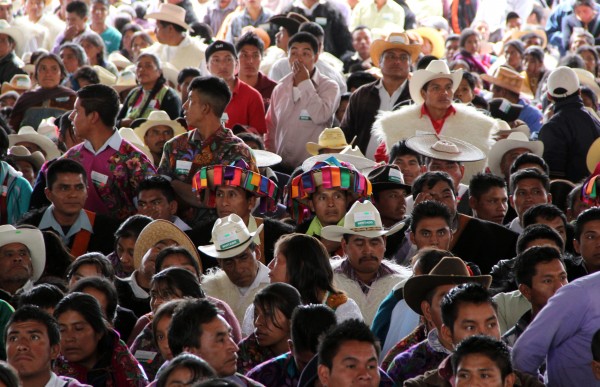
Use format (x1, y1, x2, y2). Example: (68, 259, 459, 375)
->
(124, 272, 149, 298)
(144, 35, 209, 75)
(508, 217, 523, 234)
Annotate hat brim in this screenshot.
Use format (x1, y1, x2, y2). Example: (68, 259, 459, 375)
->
(404, 274, 492, 315)
(8, 132, 61, 160)
(145, 12, 190, 30)
(405, 134, 486, 162)
(252, 149, 282, 167)
(321, 221, 404, 242)
(0, 27, 24, 53)
(0, 228, 45, 281)
(410, 27, 445, 59)
(7, 153, 45, 171)
(198, 223, 264, 259)
(371, 40, 421, 68)
(409, 69, 463, 104)
(371, 181, 412, 194)
(269, 16, 301, 36)
(134, 119, 187, 142)
(305, 142, 348, 156)
(489, 138, 544, 176)
(480, 73, 522, 95)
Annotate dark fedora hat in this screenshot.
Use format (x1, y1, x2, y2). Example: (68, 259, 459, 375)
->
(367, 164, 411, 194)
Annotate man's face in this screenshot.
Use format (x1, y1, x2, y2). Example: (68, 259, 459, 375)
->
(0, 4, 12, 22)
(421, 78, 454, 112)
(275, 27, 290, 51)
(447, 303, 500, 345)
(374, 188, 407, 224)
(427, 159, 464, 190)
(470, 187, 508, 224)
(218, 247, 259, 288)
(422, 284, 456, 330)
(342, 235, 386, 277)
(352, 28, 371, 59)
(499, 148, 531, 180)
(317, 340, 380, 387)
(208, 51, 237, 82)
(521, 258, 567, 311)
(7, 320, 59, 380)
(380, 48, 411, 81)
(66, 12, 87, 31)
(69, 98, 93, 140)
(215, 186, 256, 220)
(455, 354, 514, 387)
(391, 155, 422, 186)
(238, 44, 261, 78)
(193, 316, 239, 377)
(535, 216, 567, 243)
(410, 217, 452, 250)
(144, 125, 175, 155)
(310, 186, 348, 226)
(574, 220, 600, 272)
(418, 180, 457, 216)
(510, 178, 551, 219)
(25, 0, 44, 21)
(0, 243, 33, 289)
(91, 2, 108, 25)
(137, 189, 176, 221)
(45, 172, 87, 218)
(288, 42, 318, 72)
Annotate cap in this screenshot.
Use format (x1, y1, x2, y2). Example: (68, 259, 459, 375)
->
(547, 66, 580, 98)
(205, 40, 237, 62)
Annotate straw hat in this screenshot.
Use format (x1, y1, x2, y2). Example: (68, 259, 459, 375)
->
(134, 110, 186, 142)
(252, 149, 282, 167)
(321, 200, 404, 241)
(0, 225, 46, 281)
(403, 257, 491, 315)
(8, 126, 61, 160)
(370, 32, 421, 68)
(488, 132, 543, 176)
(145, 3, 190, 30)
(303, 145, 379, 175)
(118, 127, 154, 163)
(508, 26, 547, 48)
(108, 51, 133, 70)
(409, 27, 445, 59)
(586, 137, 600, 173)
(409, 60, 463, 104)
(1, 74, 32, 95)
(306, 127, 349, 155)
(7, 145, 45, 171)
(93, 65, 117, 86)
(481, 66, 524, 95)
(133, 219, 200, 270)
(113, 70, 138, 93)
(241, 26, 271, 49)
(405, 134, 485, 162)
(0, 20, 23, 53)
(268, 12, 309, 36)
(198, 214, 264, 259)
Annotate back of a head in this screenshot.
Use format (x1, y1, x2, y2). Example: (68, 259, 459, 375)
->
(517, 224, 564, 254)
(291, 304, 337, 354)
(169, 298, 219, 357)
(77, 84, 120, 128)
(188, 76, 232, 118)
(451, 335, 513, 380)
(318, 319, 380, 369)
(298, 22, 324, 40)
(440, 283, 494, 332)
(17, 284, 65, 311)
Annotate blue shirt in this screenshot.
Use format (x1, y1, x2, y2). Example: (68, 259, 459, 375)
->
(100, 26, 122, 54)
(38, 206, 93, 246)
(518, 98, 543, 138)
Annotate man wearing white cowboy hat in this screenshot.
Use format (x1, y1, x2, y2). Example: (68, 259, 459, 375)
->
(0, 225, 45, 299)
(6, 145, 44, 186)
(8, 126, 61, 160)
(198, 214, 270, 323)
(0, 20, 26, 85)
(341, 32, 419, 159)
(488, 131, 544, 182)
(321, 200, 411, 325)
(373, 59, 498, 182)
(133, 110, 187, 167)
(0, 129, 32, 225)
(144, 3, 209, 76)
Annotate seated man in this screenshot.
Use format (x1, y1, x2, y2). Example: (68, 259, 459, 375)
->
(572, 207, 600, 276)
(19, 158, 120, 256)
(468, 173, 509, 225)
(340, 26, 373, 73)
(522, 203, 572, 253)
(51, 0, 90, 54)
(507, 168, 552, 234)
(136, 175, 191, 231)
(321, 200, 411, 325)
(133, 111, 187, 167)
(388, 140, 425, 188)
(488, 131, 543, 183)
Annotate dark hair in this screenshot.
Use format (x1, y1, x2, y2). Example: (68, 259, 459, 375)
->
(237, 132, 265, 150)
(6, 305, 60, 347)
(346, 71, 377, 90)
(128, 52, 167, 119)
(318, 319, 380, 369)
(410, 200, 453, 233)
(575, 0, 596, 9)
(155, 246, 200, 277)
(115, 214, 153, 241)
(0, 362, 19, 387)
(177, 67, 201, 85)
(193, 379, 239, 387)
(517, 224, 564, 254)
(157, 353, 217, 387)
(504, 40, 525, 56)
(458, 28, 478, 49)
(157, 19, 186, 34)
(274, 233, 337, 304)
(522, 203, 567, 230)
(567, 184, 584, 211)
(412, 171, 456, 199)
(190, 22, 214, 44)
(593, 328, 600, 361)
(152, 267, 205, 300)
(77, 84, 120, 127)
(120, 23, 143, 51)
(73, 65, 100, 85)
(389, 139, 423, 166)
(17, 283, 64, 310)
(66, 0, 88, 18)
(459, 71, 477, 91)
(523, 45, 544, 62)
(67, 252, 115, 283)
(70, 276, 119, 322)
(46, 158, 87, 189)
(35, 53, 68, 84)
(131, 31, 154, 51)
(559, 53, 586, 69)
(506, 11, 520, 22)
(253, 283, 301, 331)
(288, 32, 319, 54)
(451, 335, 513, 380)
(79, 31, 108, 66)
(411, 247, 453, 274)
(235, 32, 265, 56)
(509, 153, 549, 176)
(138, 175, 177, 202)
(441, 283, 495, 333)
(59, 43, 88, 66)
(189, 76, 232, 117)
(509, 168, 550, 195)
(298, 22, 324, 39)
(513, 245, 564, 287)
(152, 299, 183, 349)
(417, 55, 439, 69)
(168, 299, 221, 356)
(469, 173, 506, 200)
(582, 85, 599, 109)
(290, 304, 336, 354)
(54, 292, 108, 339)
(574, 207, 600, 241)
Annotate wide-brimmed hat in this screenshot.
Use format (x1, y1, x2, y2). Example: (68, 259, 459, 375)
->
(0, 20, 23, 53)
(108, 51, 133, 70)
(7, 145, 45, 171)
(371, 32, 421, 68)
(409, 27, 445, 59)
(134, 110, 187, 143)
(368, 164, 411, 194)
(113, 70, 137, 93)
(509, 26, 547, 48)
(306, 127, 349, 155)
(198, 214, 263, 259)
(37, 118, 58, 143)
(93, 65, 118, 86)
(253, 149, 282, 167)
(8, 126, 61, 160)
(145, 3, 190, 30)
(488, 98, 524, 122)
(406, 134, 485, 162)
(1, 74, 31, 95)
(268, 12, 309, 36)
(321, 200, 404, 241)
(118, 127, 154, 163)
(302, 148, 379, 175)
(404, 256, 492, 315)
(488, 132, 543, 176)
(0, 225, 45, 281)
(409, 60, 463, 104)
(193, 160, 279, 213)
(481, 66, 524, 95)
(573, 68, 600, 99)
(133, 219, 200, 271)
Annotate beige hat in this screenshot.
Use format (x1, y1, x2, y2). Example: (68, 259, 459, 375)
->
(118, 127, 154, 163)
(409, 60, 463, 104)
(198, 214, 263, 259)
(406, 134, 485, 162)
(321, 200, 404, 242)
(481, 67, 524, 95)
(161, 62, 180, 87)
(252, 149, 282, 167)
(0, 225, 45, 281)
(113, 70, 137, 93)
(409, 27, 445, 59)
(0, 20, 23, 53)
(306, 127, 349, 155)
(586, 137, 600, 173)
(108, 51, 133, 70)
(1, 74, 32, 94)
(7, 145, 45, 171)
(145, 3, 190, 30)
(488, 132, 543, 176)
(93, 65, 118, 86)
(371, 32, 421, 68)
(133, 110, 187, 142)
(8, 126, 61, 160)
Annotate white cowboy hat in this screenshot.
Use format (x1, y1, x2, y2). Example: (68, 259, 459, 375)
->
(409, 60, 463, 104)
(1, 74, 31, 94)
(306, 127, 349, 156)
(0, 20, 24, 53)
(488, 132, 543, 177)
(321, 200, 404, 242)
(108, 51, 133, 70)
(93, 65, 117, 86)
(37, 118, 58, 143)
(0, 225, 45, 281)
(118, 127, 154, 163)
(406, 134, 486, 162)
(161, 62, 180, 87)
(8, 126, 61, 160)
(7, 145, 45, 171)
(573, 68, 600, 99)
(198, 214, 264, 259)
(133, 110, 187, 142)
(252, 149, 282, 167)
(113, 70, 137, 93)
(370, 32, 421, 68)
(145, 3, 190, 30)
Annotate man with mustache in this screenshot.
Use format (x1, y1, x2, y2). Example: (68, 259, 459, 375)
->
(133, 110, 187, 168)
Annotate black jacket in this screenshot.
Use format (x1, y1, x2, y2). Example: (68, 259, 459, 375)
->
(0, 52, 26, 85)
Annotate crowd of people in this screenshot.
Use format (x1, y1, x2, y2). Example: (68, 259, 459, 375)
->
(1, 0, 600, 386)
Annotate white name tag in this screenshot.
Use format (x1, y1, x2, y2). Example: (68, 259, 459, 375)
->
(316, 17, 327, 26)
(176, 160, 193, 175)
(134, 350, 157, 362)
(299, 109, 311, 121)
(90, 171, 108, 188)
(221, 112, 229, 124)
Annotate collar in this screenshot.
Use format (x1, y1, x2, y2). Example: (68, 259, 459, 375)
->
(191, 125, 228, 142)
(45, 372, 63, 387)
(127, 272, 149, 298)
(39, 206, 93, 242)
(306, 215, 344, 237)
(427, 328, 453, 355)
(83, 129, 121, 155)
(420, 104, 456, 120)
(212, 0, 237, 12)
(293, 0, 325, 13)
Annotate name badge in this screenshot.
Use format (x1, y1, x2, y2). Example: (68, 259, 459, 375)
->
(176, 160, 193, 175)
(299, 109, 311, 121)
(55, 96, 70, 103)
(383, 13, 393, 20)
(258, 23, 270, 31)
(316, 17, 327, 26)
(91, 171, 108, 188)
(221, 112, 229, 124)
(134, 350, 157, 362)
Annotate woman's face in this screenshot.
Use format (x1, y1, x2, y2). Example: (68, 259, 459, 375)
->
(150, 282, 183, 313)
(36, 58, 62, 89)
(154, 315, 173, 360)
(464, 34, 479, 54)
(116, 236, 136, 274)
(122, 30, 136, 55)
(132, 36, 151, 61)
(68, 263, 102, 290)
(58, 310, 103, 368)
(505, 45, 523, 70)
(253, 304, 290, 352)
(80, 40, 102, 66)
(267, 251, 288, 283)
(136, 55, 161, 87)
(580, 50, 597, 74)
(455, 78, 474, 103)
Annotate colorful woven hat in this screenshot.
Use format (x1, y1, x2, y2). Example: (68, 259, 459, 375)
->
(192, 160, 278, 213)
(287, 156, 372, 222)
